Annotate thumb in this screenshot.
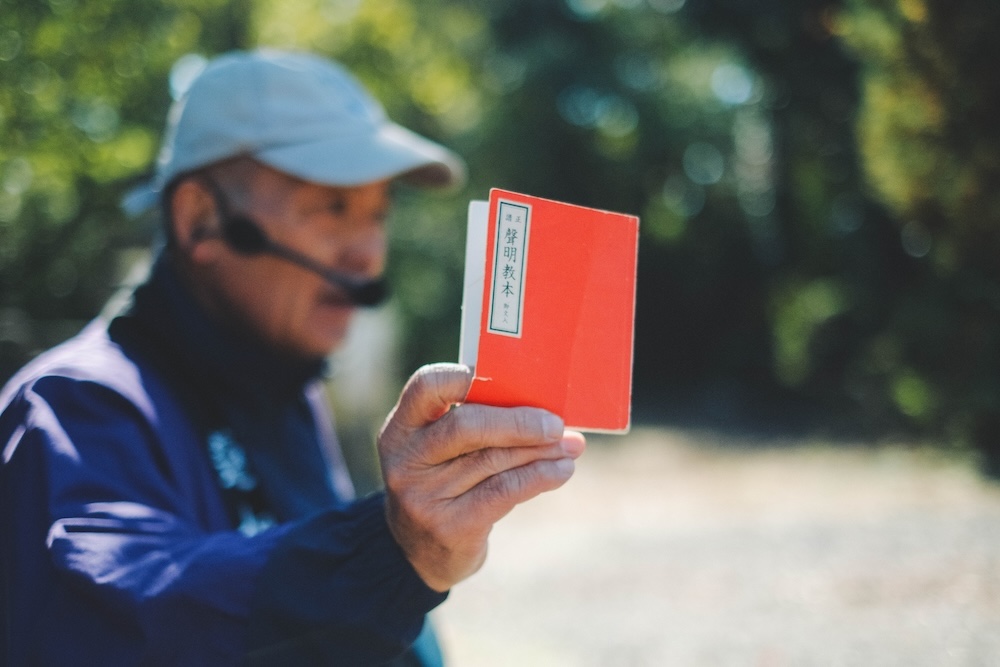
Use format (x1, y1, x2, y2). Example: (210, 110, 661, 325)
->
(387, 363, 474, 430)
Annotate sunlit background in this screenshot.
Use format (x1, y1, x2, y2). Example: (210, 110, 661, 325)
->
(2, 0, 1000, 663)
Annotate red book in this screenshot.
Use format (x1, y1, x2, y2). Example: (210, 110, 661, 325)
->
(460, 189, 639, 433)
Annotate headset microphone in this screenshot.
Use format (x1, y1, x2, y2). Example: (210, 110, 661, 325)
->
(199, 176, 388, 307)
(220, 215, 389, 307)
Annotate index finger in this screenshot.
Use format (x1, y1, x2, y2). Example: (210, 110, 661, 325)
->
(416, 402, 565, 465)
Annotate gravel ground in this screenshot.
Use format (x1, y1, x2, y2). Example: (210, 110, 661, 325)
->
(432, 427, 1000, 667)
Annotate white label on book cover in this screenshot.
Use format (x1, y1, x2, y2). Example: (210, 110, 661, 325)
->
(459, 201, 488, 369)
(488, 200, 530, 337)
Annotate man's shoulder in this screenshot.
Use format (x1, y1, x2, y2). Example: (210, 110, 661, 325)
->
(0, 319, 146, 411)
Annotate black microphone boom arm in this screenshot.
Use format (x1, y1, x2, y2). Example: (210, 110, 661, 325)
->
(198, 175, 388, 307)
(221, 216, 388, 307)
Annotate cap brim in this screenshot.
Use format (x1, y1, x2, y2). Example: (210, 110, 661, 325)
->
(255, 122, 467, 192)
(120, 122, 467, 217)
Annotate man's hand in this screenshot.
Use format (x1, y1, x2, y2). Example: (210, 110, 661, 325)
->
(377, 363, 586, 592)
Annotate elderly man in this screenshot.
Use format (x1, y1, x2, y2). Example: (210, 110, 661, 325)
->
(0, 49, 584, 665)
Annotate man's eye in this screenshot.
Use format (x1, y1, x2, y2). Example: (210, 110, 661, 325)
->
(329, 198, 347, 215)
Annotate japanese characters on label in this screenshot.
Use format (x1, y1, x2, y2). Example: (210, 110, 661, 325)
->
(488, 200, 530, 337)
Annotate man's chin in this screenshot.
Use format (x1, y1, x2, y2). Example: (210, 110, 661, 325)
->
(309, 310, 355, 355)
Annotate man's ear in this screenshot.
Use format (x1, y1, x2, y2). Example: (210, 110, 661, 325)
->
(170, 179, 223, 262)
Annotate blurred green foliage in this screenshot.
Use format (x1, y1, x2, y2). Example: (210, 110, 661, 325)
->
(838, 0, 1000, 470)
(0, 0, 251, 377)
(2, 0, 999, 471)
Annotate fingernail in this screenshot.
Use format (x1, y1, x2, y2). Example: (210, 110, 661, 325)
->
(543, 413, 564, 440)
(560, 436, 585, 458)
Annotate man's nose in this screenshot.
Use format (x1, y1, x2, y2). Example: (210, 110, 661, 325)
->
(338, 225, 387, 278)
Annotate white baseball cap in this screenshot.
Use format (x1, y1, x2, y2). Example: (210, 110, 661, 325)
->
(123, 49, 466, 215)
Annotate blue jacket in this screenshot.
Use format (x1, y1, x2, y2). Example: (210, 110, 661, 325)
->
(0, 256, 445, 665)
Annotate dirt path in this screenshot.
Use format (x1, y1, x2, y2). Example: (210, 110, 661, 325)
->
(432, 427, 1000, 666)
